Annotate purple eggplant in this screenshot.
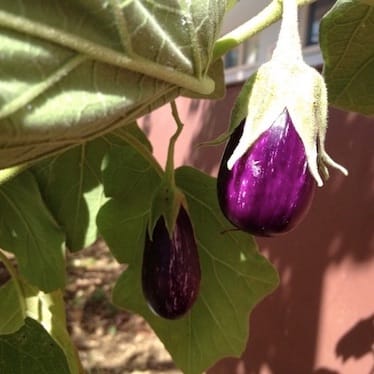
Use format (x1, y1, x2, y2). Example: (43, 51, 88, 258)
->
(142, 206, 201, 319)
(217, 109, 316, 236)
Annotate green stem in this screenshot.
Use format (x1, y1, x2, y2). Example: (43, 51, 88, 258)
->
(166, 101, 184, 184)
(46, 290, 85, 374)
(0, 248, 26, 313)
(213, 0, 316, 61)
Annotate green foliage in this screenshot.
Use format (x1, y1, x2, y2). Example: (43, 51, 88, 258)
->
(97, 140, 161, 263)
(31, 124, 144, 251)
(32, 140, 107, 252)
(0, 279, 24, 334)
(0, 252, 82, 373)
(320, 0, 374, 115)
(0, 0, 226, 169)
(0, 0, 372, 373)
(99, 164, 278, 374)
(21, 287, 82, 374)
(0, 318, 70, 374)
(0, 172, 65, 292)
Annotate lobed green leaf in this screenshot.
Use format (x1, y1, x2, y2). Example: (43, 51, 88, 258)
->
(0, 279, 24, 335)
(97, 138, 161, 263)
(0, 172, 65, 292)
(0, 258, 82, 374)
(106, 165, 279, 374)
(320, 0, 374, 115)
(0, 318, 70, 374)
(31, 124, 144, 251)
(21, 286, 83, 374)
(0, 0, 227, 168)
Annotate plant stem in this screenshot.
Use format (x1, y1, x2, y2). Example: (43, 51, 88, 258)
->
(165, 101, 184, 185)
(213, 0, 315, 61)
(45, 290, 86, 374)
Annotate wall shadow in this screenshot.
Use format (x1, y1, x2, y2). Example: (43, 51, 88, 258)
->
(182, 85, 242, 175)
(335, 314, 374, 363)
(182, 84, 374, 373)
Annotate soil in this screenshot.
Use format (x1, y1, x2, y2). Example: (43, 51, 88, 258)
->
(0, 240, 183, 373)
(65, 240, 183, 374)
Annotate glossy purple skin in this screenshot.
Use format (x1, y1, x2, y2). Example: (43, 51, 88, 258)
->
(217, 109, 316, 236)
(142, 206, 201, 319)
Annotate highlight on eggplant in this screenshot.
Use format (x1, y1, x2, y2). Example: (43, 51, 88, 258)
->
(142, 206, 201, 319)
(217, 109, 316, 237)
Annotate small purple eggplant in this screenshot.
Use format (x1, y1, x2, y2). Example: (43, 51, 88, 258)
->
(142, 206, 201, 319)
(217, 109, 316, 236)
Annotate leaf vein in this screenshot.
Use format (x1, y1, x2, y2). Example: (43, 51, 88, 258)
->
(199, 293, 236, 352)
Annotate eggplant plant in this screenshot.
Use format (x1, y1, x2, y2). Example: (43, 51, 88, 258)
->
(0, 1, 372, 373)
(142, 102, 201, 319)
(217, 0, 348, 236)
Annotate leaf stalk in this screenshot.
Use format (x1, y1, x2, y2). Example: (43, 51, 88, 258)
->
(213, 0, 316, 61)
(166, 101, 184, 185)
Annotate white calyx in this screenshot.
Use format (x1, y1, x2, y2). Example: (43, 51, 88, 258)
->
(227, 0, 348, 186)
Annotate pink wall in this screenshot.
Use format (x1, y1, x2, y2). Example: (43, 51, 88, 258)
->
(139, 85, 374, 374)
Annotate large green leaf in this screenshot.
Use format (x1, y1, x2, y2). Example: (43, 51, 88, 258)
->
(0, 279, 24, 335)
(32, 143, 106, 253)
(0, 0, 227, 168)
(32, 123, 152, 252)
(22, 286, 83, 374)
(0, 318, 70, 374)
(0, 250, 82, 373)
(97, 139, 161, 263)
(320, 0, 374, 115)
(106, 166, 278, 374)
(0, 172, 65, 292)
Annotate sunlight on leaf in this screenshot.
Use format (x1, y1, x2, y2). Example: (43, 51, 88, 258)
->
(97, 137, 161, 263)
(0, 257, 82, 374)
(0, 0, 227, 168)
(22, 285, 83, 374)
(32, 122, 152, 252)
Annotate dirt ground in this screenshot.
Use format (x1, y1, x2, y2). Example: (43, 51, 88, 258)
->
(65, 240, 183, 374)
(0, 240, 183, 373)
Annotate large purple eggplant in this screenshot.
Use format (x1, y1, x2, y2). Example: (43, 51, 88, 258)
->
(217, 109, 316, 236)
(142, 206, 201, 319)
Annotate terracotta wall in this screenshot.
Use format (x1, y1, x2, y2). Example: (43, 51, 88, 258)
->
(139, 84, 374, 374)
